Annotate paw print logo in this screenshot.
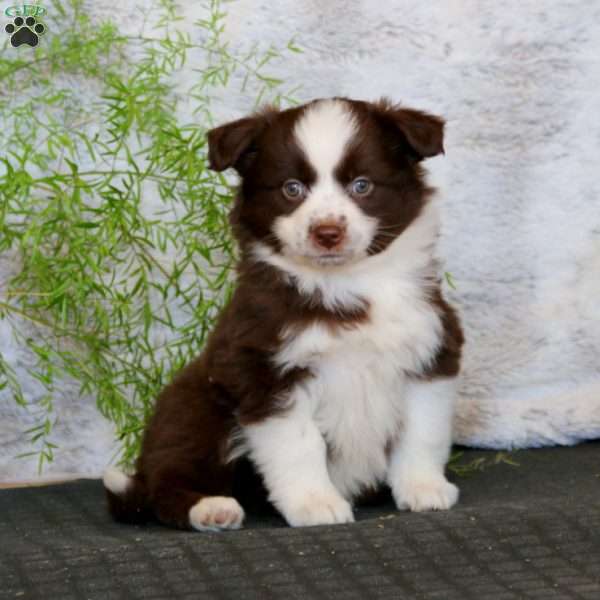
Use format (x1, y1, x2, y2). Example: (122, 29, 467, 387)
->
(5, 15, 45, 47)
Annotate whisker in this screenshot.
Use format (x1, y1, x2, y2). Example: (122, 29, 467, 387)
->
(375, 224, 406, 231)
(260, 232, 281, 246)
(369, 240, 389, 253)
(375, 232, 401, 239)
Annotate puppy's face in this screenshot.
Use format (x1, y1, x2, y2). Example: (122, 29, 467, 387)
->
(208, 98, 444, 268)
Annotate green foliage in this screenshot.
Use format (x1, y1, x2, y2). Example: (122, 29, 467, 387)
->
(448, 450, 520, 477)
(0, 0, 299, 471)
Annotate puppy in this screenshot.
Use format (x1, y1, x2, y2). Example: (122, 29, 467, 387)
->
(103, 97, 464, 531)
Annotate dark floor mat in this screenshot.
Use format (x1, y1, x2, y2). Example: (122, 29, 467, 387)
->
(1, 444, 599, 599)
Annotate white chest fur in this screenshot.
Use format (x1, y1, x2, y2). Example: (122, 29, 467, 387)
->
(274, 269, 443, 498)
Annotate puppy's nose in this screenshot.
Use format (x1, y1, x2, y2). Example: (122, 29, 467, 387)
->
(310, 222, 346, 250)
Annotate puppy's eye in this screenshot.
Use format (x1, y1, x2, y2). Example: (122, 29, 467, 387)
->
(350, 177, 372, 197)
(282, 179, 306, 200)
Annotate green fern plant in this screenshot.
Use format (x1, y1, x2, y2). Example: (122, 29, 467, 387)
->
(0, 0, 300, 470)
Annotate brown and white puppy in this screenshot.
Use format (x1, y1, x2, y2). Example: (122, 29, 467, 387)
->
(103, 98, 464, 531)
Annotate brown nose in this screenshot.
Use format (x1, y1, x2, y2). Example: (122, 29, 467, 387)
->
(311, 223, 346, 250)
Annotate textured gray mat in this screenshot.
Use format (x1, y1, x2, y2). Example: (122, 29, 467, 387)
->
(1, 444, 599, 599)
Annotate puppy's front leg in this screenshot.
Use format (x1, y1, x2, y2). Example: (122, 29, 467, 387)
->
(244, 395, 354, 527)
(388, 378, 459, 512)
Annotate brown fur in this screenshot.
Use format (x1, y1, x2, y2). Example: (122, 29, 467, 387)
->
(421, 288, 465, 379)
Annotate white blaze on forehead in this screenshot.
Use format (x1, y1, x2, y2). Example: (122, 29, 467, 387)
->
(293, 99, 358, 178)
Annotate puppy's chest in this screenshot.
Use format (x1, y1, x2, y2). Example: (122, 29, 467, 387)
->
(273, 284, 442, 496)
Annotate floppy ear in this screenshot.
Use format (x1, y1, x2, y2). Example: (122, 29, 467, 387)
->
(374, 99, 445, 160)
(207, 115, 266, 173)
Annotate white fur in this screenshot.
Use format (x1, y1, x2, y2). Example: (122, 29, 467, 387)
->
(294, 99, 358, 176)
(102, 467, 131, 495)
(388, 378, 459, 511)
(244, 200, 458, 525)
(188, 496, 245, 531)
(273, 99, 377, 267)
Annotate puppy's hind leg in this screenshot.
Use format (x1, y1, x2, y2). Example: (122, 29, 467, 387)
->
(133, 370, 247, 532)
(149, 465, 245, 532)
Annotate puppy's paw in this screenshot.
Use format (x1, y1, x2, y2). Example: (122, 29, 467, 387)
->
(280, 489, 354, 527)
(393, 475, 459, 512)
(189, 496, 245, 531)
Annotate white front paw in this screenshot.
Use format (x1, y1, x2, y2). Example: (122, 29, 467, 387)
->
(189, 496, 245, 531)
(393, 475, 459, 512)
(279, 489, 354, 527)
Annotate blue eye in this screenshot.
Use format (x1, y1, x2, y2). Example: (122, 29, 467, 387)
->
(350, 177, 372, 196)
(282, 179, 306, 200)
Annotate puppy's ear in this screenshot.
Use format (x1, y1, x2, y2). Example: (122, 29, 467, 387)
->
(207, 112, 269, 173)
(373, 98, 445, 161)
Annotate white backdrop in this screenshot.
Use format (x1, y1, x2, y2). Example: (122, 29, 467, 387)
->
(2, 0, 599, 481)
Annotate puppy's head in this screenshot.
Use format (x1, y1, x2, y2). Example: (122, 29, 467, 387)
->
(207, 98, 444, 268)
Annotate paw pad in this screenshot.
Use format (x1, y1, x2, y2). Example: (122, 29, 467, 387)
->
(5, 16, 46, 48)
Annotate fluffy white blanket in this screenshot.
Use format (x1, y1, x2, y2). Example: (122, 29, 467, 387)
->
(1, 0, 598, 481)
